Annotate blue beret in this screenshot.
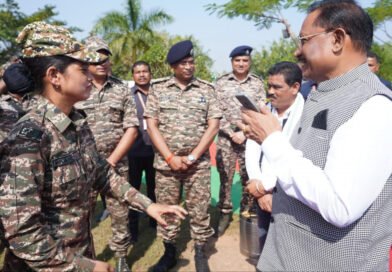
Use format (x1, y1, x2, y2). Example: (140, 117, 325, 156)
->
(229, 45, 253, 58)
(167, 40, 194, 65)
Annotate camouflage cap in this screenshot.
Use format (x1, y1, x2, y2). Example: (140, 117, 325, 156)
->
(16, 21, 108, 64)
(84, 36, 112, 55)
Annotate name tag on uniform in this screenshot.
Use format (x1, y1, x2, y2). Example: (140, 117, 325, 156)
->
(143, 119, 148, 130)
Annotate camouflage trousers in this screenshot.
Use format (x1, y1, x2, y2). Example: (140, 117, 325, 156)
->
(155, 168, 214, 244)
(105, 169, 132, 257)
(216, 135, 250, 214)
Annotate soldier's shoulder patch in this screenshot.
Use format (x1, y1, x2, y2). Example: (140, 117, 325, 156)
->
(15, 122, 43, 142)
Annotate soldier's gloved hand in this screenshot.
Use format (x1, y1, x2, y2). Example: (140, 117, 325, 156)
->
(92, 260, 115, 272)
(146, 203, 188, 227)
(169, 156, 188, 171)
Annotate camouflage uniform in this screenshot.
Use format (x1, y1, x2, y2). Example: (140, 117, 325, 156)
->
(0, 96, 152, 272)
(75, 77, 138, 257)
(144, 76, 221, 243)
(215, 72, 265, 213)
(0, 95, 26, 143)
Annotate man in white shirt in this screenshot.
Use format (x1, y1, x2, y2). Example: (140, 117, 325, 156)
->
(245, 62, 304, 260)
(246, 61, 304, 212)
(240, 0, 392, 271)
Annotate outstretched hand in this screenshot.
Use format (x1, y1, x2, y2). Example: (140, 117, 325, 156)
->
(146, 203, 188, 226)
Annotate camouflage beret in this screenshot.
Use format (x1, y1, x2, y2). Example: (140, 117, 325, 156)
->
(16, 21, 108, 64)
(84, 36, 112, 55)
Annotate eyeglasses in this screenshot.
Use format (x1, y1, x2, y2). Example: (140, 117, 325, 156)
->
(297, 30, 331, 46)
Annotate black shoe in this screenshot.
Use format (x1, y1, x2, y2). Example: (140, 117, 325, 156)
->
(151, 242, 177, 272)
(116, 256, 131, 272)
(194, 244, 210, 272)
(218, 212, 232, 236)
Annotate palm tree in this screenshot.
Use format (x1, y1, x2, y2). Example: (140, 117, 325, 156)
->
(91, 0, 173, 78)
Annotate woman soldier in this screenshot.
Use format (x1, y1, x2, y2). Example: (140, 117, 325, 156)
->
(0, 21, 187, 272)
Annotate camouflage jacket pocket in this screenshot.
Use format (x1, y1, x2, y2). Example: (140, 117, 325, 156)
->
(50, 151, 85, 201)
(108, 104, 124, 123)
(159, 103, 177, 125)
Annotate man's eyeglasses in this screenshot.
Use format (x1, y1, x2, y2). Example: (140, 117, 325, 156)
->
(297, 30, 331, 46)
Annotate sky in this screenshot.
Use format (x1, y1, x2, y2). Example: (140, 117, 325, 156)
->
(16, 0, 388, 74)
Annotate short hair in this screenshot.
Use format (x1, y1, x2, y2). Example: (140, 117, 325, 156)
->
(267, 62, 303, 87)
(132, 60, 151, 74)
(367, 51, 380, 63)
(308, 0, 373, 53)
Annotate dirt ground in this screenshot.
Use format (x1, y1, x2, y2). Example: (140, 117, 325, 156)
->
(174, 218, 257, 272)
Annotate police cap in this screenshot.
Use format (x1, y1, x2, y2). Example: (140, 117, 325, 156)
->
(229, 45, 253, 58)
(166, 40, 194, 65)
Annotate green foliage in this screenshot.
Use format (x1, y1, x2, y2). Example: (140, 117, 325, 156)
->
(0, 0, 78, 64)
(91, 0, 174, 80)
(372, 42, 392, 81)
(366, 0, 392, 28)
(252, 38, 297, 79)
(205, 0, 312, 30)
(93, 0, 214, 81)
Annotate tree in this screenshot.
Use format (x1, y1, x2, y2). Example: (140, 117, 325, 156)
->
(366, 0, 392, 41)
(205, 0, 313, 44)
(252, 38, 297, 79)
(372, 43, 392, 81)
(0, 0, 76, 64)
(91, 0, 173, 79)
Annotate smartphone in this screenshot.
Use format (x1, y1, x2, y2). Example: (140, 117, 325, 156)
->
(235, 93, 260, 112)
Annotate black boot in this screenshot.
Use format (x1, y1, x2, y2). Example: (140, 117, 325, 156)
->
(151, 242, 177, 272)
(194, 244, 210, 272)
(218, 212, 232, 236)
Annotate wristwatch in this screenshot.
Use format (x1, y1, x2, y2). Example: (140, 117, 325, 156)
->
(187, 154, 196, 164)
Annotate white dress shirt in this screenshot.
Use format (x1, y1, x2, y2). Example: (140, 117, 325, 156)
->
(245, 94, 304, 190)
(261, 95, 392, 227)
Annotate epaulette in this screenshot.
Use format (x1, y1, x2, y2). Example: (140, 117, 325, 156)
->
(151, 76, 171, 85)
(196, 78, 214, 88)
(249, 73, 264, 81)
(108, 75, 125, 85)
(216, 73, 230, 81)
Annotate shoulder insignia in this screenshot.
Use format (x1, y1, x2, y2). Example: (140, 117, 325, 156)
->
(196, 78, 214, 88)
(16, 125, 43, 142)
(250, 73, 263, 80)
(151, 76, 171, 85)
(108, 76, 124, 85)
(216, 73, 230, 81)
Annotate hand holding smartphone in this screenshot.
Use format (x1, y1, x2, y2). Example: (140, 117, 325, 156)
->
(235, 93, 260, 112)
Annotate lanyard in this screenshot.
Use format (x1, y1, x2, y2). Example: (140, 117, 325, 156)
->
(136, 91, 146, 111)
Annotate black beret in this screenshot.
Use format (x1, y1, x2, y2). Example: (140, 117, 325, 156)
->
(229, 45, 253, 58)
(3, 63, 34, 95)
(166, 40, 194, 65)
